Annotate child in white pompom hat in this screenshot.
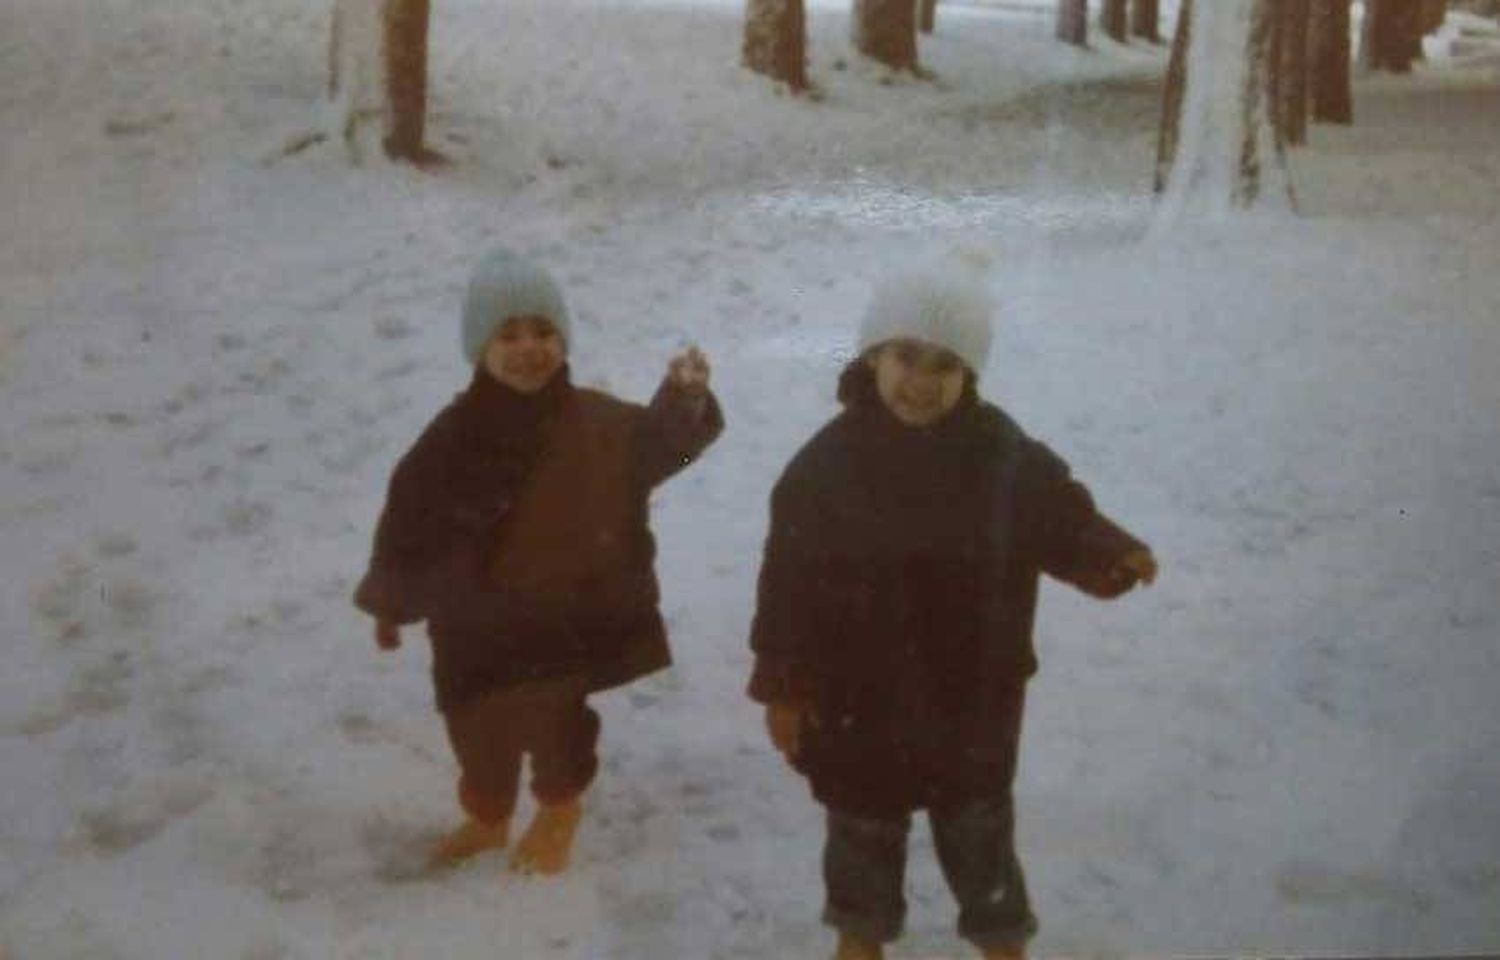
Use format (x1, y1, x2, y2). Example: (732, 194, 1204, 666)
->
(748, 256, 1156, 960)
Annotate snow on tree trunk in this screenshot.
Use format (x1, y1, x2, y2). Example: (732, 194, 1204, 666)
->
(852, 0, 919, 71)
(1132, 0, 1161, 42)
(919, 0, 938, 35)
(743, 0, 808, 90)
(1155, 0, 1295, 221)
(1310, 0, 1352, 123)
(1277, 0, 1310, 145)
(1056, 0, 1089, 46)
(1358, 0, 1379, 70)
(327, 0, 387, 161)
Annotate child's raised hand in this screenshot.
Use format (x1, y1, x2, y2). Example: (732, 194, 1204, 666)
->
(375, 620, 402, 652)
(667, 346, 711, 395)
(1110, 548, 1158, 589)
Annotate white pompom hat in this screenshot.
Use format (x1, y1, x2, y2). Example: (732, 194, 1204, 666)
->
(857, 260, 995, 373)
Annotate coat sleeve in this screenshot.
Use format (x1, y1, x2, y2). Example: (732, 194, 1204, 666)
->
(634, 378, 725, 489)
(1021, 439, 1150, 600)
(746, 475, 821, 705)
(352, 411, 457, 625)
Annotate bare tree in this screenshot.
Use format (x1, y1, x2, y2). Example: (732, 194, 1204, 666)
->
(853, 0, 919, 70)
(1309, 0, 1352, 123)
(1131, 0, 1161, 41)
(744, 0, 808, 89)
(1101, 0, 1128, 41)
(1057, 0, 1089, 45)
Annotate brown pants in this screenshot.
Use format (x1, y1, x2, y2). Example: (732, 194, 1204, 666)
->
(442, 678, 600, 825)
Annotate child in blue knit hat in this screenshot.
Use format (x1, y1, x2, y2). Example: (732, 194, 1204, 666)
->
(356, 246, 723, 874)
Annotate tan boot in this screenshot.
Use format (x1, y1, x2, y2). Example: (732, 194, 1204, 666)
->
(428, 817, 509, 868)
(832, 932, 885, 960)
(509, 797, 583, 875)
(982, 946, 1026, 960)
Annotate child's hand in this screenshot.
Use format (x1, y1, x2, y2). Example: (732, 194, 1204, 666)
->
(667, 346, 711, 395)
(1110, 549, 1158, 589)
(375, 620, 402, 651)
(766, 701, 805, 759)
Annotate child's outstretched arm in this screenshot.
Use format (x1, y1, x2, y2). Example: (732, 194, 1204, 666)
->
(635, 346, 724, 488)
(1022, 440, 1157, 599)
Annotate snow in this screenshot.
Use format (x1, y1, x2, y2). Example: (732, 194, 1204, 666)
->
(2, 0, 1498, 956)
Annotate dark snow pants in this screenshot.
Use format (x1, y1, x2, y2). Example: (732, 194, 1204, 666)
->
(822, 796, 1038, 951)
(819, 681, 1036, 950)
(442, 677, 599, 824)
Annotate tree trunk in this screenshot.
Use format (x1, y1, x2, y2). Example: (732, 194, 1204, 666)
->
(1056, 0, 1089, 45)
(852, 0, 919, 70)
(1277, 0, 1310, 144)
(1131, 0, 1161, 42)
(919, 0, 938, 34)
(1154, 0, 1192, 193)
(1309, 0, 1352, 123)
(1362, 0, 1421, 72)
(1101, 0, 1128, 40)
(1392, 1, 1424, 66)
(383, 0, 431, 162)
(744, 0, 808, 89)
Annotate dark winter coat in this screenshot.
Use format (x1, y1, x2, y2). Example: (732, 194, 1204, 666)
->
(356, 366, 723, 713)
(747, 366, 1147, 818)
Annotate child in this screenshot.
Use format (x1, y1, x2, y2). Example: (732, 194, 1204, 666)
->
(747, 263, 1156, 960)
(356, 246, 722, 875)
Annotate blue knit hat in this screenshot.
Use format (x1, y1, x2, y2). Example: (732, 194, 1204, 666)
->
(460, 246, 572, 364)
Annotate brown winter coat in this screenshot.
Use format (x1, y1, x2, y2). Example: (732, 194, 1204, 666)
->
(356, 367, 723, 712)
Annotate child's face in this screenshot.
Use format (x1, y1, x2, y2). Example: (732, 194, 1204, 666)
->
(867, 339, 967, 427)
(483, 315, 565, 393)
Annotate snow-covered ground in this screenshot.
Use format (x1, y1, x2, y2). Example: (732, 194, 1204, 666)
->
(2, 0, 1498, 956)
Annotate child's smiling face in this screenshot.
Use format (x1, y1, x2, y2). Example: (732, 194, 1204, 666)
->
(483, 315, 565, 393)
(867, 338, 967, 427)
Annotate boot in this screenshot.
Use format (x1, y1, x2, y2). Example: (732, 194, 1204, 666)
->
(509, 797, 583, 875)
(982, 946, 1026, 960)
(833, 932, 884, 960)
(428, 817, 509, 867)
